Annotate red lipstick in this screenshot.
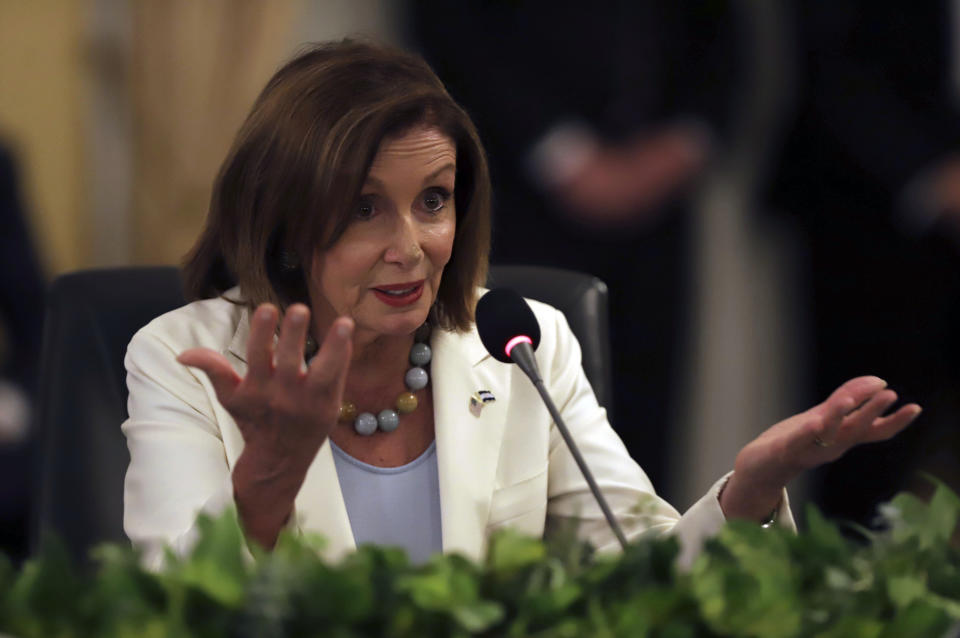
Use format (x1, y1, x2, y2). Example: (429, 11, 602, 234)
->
(371, 280, 425, 307)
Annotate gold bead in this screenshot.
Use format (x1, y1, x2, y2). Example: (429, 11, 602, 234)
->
(339, 401, 357, 422)
(395, 392, 418, 414)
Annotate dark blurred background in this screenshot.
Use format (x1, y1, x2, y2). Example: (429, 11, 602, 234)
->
(2, 0, 958, 563)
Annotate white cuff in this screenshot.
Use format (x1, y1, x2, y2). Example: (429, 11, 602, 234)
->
(673, 472, 796, 570)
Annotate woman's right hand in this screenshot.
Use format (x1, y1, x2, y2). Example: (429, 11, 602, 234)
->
(177, 303, 353, 547)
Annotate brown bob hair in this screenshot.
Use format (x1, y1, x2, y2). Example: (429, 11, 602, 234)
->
(182, 40, 491, 331)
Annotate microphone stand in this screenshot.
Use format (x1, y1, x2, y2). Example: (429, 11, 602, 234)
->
(509, 341, 628, 550)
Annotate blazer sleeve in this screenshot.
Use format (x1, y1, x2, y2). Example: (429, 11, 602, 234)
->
(541, 306, 793, 566)
(121, 327, 238, 569)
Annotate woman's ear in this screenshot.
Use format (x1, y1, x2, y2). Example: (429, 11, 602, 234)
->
(276, 250, 301, 272)
(266, 230, 311, 306)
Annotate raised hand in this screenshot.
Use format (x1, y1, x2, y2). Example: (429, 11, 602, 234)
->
(720, 376, 922, 522)
(177, 302, 353, 547)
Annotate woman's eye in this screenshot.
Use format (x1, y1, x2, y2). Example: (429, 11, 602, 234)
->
(356, 197, 376, 220)
(422, 188, 451, 213)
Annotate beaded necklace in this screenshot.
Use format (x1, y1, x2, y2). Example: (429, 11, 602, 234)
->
(305, 325, 431, 436)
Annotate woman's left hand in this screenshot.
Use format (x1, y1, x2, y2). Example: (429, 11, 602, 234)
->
(719, 376, 923, 522)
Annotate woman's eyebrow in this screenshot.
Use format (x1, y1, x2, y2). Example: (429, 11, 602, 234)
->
(421, 164, 456, 185)
(362, 164, 456, 190)
(362, 175, 385, 190)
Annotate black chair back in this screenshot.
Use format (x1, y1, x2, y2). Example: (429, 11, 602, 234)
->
(34, 265, 609, 563)
(34, 269, 185, 562)
(487, 265, 611, 409)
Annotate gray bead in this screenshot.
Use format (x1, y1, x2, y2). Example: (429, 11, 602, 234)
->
(377, 409, 400, 432)
(405, 366, 429, 391)
(354, 412, 378, 436)
(409, 342, 432, 366)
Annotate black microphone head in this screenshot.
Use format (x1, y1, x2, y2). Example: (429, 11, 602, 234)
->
(475, 288, 542, 363)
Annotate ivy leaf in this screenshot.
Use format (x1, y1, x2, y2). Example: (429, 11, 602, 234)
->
(396, 554, 504, 632)
(3, 535, 86, 637)
(450, 600, 505, 632)
(883, 482, 960, 550)
(812, 614, 885, 638)
(486, 528, 547, 575)
(163, 508, 250, 608)
(0, 551, 13, 616)
(805, 505, 847, 554)
(4, 486, 960, 637)
(880, 601, 952, 638)
(692, 522, 801, 638)
(88, 543, 167, 635)
(888, 574, 927, 609)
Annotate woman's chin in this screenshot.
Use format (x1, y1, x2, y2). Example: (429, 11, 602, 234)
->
(364, 309, 431, 338)
(354, 292, 435, 339)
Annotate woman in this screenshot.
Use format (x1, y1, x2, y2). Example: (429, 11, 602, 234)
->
(122, 41, 921, 569)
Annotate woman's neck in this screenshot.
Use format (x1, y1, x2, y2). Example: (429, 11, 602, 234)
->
(347, 329, 416, 378)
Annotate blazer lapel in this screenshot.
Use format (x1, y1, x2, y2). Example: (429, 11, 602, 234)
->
(431, 327, 510, 562)
(294, 442, 356, 561)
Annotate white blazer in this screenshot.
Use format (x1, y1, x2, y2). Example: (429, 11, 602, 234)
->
(122, 290, 792, 569)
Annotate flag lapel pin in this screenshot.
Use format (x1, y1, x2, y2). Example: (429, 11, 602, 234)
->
(469, 390, 496, 417)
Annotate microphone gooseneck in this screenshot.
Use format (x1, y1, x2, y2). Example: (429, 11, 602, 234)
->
(475, 289, 628, 550)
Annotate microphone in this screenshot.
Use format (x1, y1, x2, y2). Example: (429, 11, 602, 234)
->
(476, 289, 628, 549)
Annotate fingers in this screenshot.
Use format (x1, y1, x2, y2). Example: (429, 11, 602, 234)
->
(841, 388, 898, 434)
(780, 411, 831, 461)
(307, 317, 354, 398)
(813, 375, 923, 451)
(750, 377, 923, 484)
(274, 304, 311, 381)
(810, 389, 856, 445)
(177, 348, 242, 403)
(812, 375, 886, 441)
(864, 403, 923, 443)
(820, 376, 888, 416)
(246, 304, 279, 384)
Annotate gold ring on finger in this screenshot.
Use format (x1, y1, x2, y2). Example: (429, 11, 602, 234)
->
(814, 436, 832, 448)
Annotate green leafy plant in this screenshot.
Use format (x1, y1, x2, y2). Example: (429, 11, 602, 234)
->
(2, 484, 959, 637)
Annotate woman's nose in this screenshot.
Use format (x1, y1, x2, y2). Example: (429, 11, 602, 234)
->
(384, 216, 423, 267)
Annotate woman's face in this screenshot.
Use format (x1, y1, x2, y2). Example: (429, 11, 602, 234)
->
(309, 126, 457, 342)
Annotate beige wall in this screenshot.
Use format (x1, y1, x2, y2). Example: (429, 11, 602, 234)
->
(128, 0, 399, 267)
(0, 1, 400, 276)
(130, 0, 302, 266)
(0, 1, 89, 275)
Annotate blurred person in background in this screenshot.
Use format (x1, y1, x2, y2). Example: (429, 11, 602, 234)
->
(0, 140, 46, 563)
(406, 1, 742, 498)
(769, 1, 960, 526)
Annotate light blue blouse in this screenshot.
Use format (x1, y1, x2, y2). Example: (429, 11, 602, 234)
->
(329, 439, 442, 564)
